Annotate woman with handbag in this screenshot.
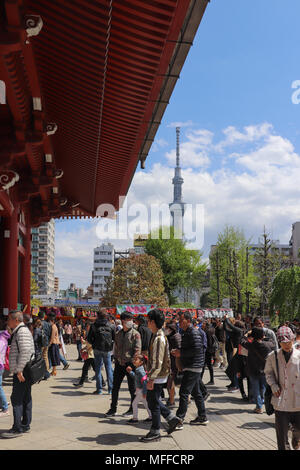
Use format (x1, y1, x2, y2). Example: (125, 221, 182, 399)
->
(265, 326, 300, 450)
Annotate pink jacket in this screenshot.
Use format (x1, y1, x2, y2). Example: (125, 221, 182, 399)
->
(0, 330, 11, 370)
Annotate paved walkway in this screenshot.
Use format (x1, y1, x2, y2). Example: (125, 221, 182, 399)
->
(0, 345, 278, 451)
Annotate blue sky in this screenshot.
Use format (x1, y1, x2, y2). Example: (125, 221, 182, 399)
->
(55, 0, 300, 289)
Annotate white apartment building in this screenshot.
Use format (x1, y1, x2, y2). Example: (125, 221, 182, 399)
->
(290, 222, 300, 265)
(31, 219, 55, 295)
(93, 243, 114, 298)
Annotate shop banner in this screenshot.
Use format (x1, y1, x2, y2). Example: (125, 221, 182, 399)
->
(116, 304, 155, 315)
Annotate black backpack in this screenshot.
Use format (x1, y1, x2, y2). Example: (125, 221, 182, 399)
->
(41, 320, 51, 346)
(41, 328, 48, 348)
(93, 324, 113, 352)
(209, 334, 219, 354)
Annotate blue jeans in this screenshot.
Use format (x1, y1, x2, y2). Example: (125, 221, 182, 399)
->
(59, 353, 68, 367)
(0, 369, 9, 411)
(249, 374, 267, 409)
(94, 350, 113, 393)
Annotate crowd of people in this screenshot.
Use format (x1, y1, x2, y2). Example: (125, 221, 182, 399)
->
(0, 308, 299, 450)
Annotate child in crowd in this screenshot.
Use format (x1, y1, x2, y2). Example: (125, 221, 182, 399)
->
(126, 355, 152, 423)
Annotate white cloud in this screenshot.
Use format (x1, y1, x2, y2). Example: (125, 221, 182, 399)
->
(215, 122, 273, 152)
(54, 123, 300, 288)
(165, 129, 212, 168)
(151, 138, 168, 152)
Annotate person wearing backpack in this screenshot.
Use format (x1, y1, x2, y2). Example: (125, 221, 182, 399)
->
(0, 310, 35, 438)
(240, 327, 275, 414)
(38, 311, 52, 380)
(0, 328, 11, 418)
(32, 318, 44, 359)
(87, 309, 115, 395)
(201, 321, 218, 385)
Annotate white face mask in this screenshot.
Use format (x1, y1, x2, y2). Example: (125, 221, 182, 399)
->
(124, 321, 133, 329)
(164, 328, 171, 336)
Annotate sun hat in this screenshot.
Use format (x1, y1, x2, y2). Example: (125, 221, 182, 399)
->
(276, 326, 295, 343)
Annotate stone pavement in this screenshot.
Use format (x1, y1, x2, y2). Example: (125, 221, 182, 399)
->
(0, 345, 278, 451)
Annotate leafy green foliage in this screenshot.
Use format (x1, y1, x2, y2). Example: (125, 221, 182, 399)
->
(100, 253, 168, 307)
(144, 226, 207, 303)
(269, 266, 300, 323)
(253, 228, 290, 316)
(209, 225, 258, 313)
(31, 272, 40, 308)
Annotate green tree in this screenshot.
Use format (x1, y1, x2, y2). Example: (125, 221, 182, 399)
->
(252, 227, 290, 316)
(31, 272, 40, 308)
(209, 225, 258, 314)
(269, 266, 300, 323)
(100, 253, 168, 307)
(144, 226, 207, 304)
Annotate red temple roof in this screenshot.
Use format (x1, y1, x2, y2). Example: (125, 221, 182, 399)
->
(1, 0, 209, 224)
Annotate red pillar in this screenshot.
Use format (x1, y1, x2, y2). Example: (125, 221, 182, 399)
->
(2, 203, 19, 314)
(20, 213, 31, 314)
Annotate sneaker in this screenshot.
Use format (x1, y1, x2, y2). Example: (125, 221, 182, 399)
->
(1, 402, 10, 409)
(0, 409, 10, 418)
(190, 416, 209, 425)
(21, 426, 30, 433)
(241, 394, 249, 402)
(93, 390, 103, 395)
(122, 408, 133, 416)
(143, 417, 152, 423)
(139, 431, 161, 442)
(127, 418, 138, 423)
(73, 382, 83, 388)
(0, 428, 23, 439)
(253, 408, 263, 414)
(63, 364, 70, 370)
(105, 409, 116, 417)
(206, 381, 215, 385)
(166, 400, 176, 408)
(228, 386, 239, 393)
(167, 416, 182, 435)
(175, 423, 183, 430)
(292, 436, 300, 450)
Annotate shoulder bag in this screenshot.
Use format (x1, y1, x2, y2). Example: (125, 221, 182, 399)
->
(15, 325, 47, 385)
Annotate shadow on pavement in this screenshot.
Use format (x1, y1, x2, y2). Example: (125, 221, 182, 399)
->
(209, 395, 247, 405)
(64, 411, 103, 419)
(50, 391, 86, 397)
(78, 432, 170, 446)
(238, 421, 275, 430)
